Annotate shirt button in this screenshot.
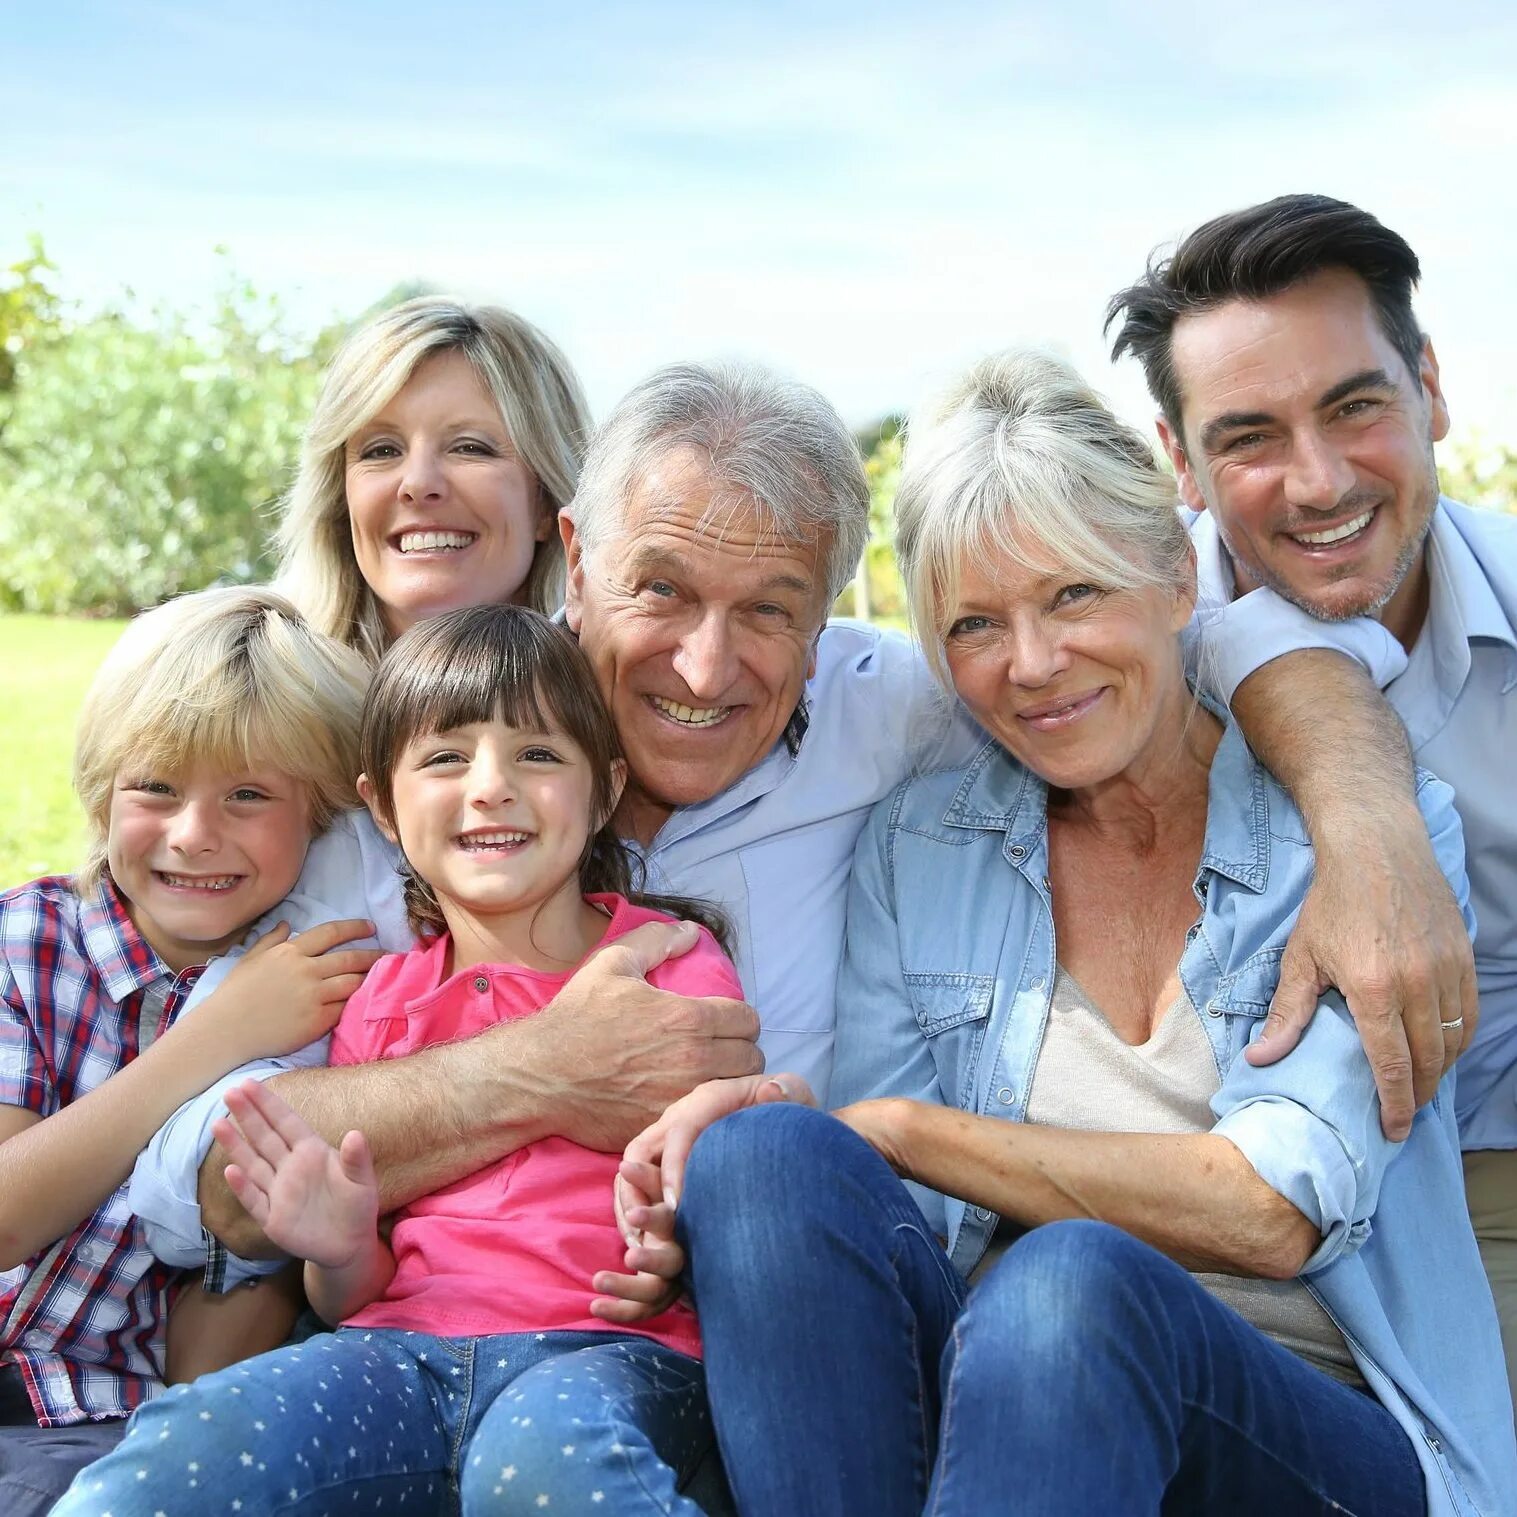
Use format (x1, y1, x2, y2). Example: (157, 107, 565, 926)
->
(1041, 875, 1051, 891)
(996, 1086, 1015, 1105)
(473, 976, 489, 993)
(1206, 1001, 1222, 1017)
(1031, 977, 1045, 992)
(1008, 844, 1026, 859)
(973, 1206, 993, 1221)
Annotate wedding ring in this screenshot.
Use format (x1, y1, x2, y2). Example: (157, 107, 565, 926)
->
(1440, 1017, 1465, 1032)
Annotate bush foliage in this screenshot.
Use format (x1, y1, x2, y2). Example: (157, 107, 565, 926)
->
(0, 266, 338, 615)
(0, 238, 1512, 617)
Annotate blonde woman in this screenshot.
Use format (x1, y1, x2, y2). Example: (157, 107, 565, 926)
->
(277, 297, 591, 661)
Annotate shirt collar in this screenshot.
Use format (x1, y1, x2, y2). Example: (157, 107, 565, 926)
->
(940, 724, 1273, 895)
(1426, 499, 1517, 681)
(79, 876, 176, 1001)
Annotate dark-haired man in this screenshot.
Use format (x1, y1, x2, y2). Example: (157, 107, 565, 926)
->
(1109, 193, 1517, 1407)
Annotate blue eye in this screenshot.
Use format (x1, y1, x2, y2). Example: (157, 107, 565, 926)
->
(947, 615, 993, 639)
(1056, 583, 1099, 607)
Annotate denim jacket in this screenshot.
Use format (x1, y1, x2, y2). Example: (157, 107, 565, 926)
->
(831, 724, 1516, 1517)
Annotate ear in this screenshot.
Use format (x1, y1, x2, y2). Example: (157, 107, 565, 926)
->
(356, 773, 399, 845)
(1155, 414, 1207, 514)
(806, 627, 822, 681)
(560, 509, 586, 634)
(1418, 338, 1451, 444)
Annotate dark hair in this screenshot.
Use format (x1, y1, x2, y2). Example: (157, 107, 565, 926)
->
(1105, 194, 1425, 439)
(360, 605, 731, 953)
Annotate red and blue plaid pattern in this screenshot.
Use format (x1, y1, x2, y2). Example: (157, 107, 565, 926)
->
(1, 875, 198, 1426)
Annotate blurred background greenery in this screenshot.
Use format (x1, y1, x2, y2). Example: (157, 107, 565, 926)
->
(2, 238, 1513, 886)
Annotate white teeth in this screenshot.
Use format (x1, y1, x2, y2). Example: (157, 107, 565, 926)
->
(458, 831, 530, 849)
(1292, 511, 1372, 546)
(649, 696, 730, 727)
(397, 530, 474, 553)
(158, 874, 239, 891)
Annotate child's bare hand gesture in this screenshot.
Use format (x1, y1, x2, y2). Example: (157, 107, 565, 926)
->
(214, 1079, 379, 1270)
(209, 920, 386, 1062)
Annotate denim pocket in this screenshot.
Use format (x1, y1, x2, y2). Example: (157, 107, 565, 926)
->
(903, 972, 995, 1036)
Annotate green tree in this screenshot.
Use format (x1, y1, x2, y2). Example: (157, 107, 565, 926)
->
(0, 236, 61, 409)
(1440, 435, 1517, 515)
(0, 271, 339, 615)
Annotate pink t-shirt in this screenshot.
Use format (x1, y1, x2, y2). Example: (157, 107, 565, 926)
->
(328, 894, 742, 1360)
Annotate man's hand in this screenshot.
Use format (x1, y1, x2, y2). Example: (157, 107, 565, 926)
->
(515, 920, 764, 1152)
(1246, 820, 1477, 1140)
(589, 1072, 816, 1324)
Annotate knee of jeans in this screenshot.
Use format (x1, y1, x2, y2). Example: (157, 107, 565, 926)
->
(461, 1398, 623, 1512)
(681, 1102, 834, 1224)
(966, 1220, 1159, 1366)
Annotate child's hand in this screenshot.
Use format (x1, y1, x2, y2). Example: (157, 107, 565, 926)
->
(213, 1079, 379, 1269)
(591, 1161, 684, 1324)
(210, 920, 385, 1061)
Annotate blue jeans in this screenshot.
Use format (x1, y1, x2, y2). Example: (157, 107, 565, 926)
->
(54, 1327, 720, 1516)
(679, 1103, 1427, 1517)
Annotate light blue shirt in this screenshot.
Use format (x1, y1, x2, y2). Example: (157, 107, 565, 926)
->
(1194, 499, 1517, 1150)
(127, 620, 974, 1277)
(831, 726, 1515, 1517)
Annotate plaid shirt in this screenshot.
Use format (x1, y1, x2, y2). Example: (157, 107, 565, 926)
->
(0, 874, 199, 1426)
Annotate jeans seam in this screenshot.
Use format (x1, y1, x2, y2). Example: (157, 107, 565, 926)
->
(923, 1314, 967, 1517)
(447, 1336, 477, 1482)
(1176, 1392, 1379, 1516)
(887, 1219, 951, 1507)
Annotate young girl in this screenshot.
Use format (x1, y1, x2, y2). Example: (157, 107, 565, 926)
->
(58, 604, 744, 1517)
(0, 586, 379, 1516)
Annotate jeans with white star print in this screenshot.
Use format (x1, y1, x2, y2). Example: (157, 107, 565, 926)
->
(52, 1326, 722, 1515)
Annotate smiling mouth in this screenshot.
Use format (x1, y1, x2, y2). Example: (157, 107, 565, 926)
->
(1286, 510, 1374, 550)
(394, 530, 477, 554)
(646, 695, 734, 729)
(1017, 690, 1105, 731)
(454, 830, 532, 853)
(154, 872, 242, 892)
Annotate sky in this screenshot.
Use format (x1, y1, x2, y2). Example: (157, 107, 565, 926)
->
(6, 1, 1516, 448)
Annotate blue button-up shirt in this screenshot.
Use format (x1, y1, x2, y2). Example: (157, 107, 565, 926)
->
(831, 725, 1515, 1517)
(1195, 499, 1517, 1150)
(127, 620, 974, 1279)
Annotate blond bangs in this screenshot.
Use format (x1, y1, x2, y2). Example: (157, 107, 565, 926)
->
(74, 587, 368, 893)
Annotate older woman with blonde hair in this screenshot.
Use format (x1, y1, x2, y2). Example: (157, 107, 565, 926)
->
(277, 297, 590, 661)
(661, 351, 1516, 1515)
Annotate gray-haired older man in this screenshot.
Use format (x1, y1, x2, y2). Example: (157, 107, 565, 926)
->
(131, 357, 1471, 1301)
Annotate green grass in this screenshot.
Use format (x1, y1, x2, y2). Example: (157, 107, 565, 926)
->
(0, 614, 126, 888)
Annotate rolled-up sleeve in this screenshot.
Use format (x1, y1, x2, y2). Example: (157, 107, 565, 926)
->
(1197, 588, 1408, 706)
(128, 1039, 331, 1281)
(1212, 771, 1473, 1273)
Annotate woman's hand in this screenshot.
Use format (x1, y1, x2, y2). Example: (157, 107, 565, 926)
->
(589, 1073, 817, 1324)
(207, 919, 386, 1063)
(214, 1079, 379, 1269)
(833, 1098, 916, 1176)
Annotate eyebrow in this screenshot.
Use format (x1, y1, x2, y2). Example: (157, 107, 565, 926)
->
(624, 545, 814, 598)
(1198, 367, 1398, 454)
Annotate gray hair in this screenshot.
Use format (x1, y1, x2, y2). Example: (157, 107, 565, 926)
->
(895, 350, 1193, 682)
(570, 361, 868, 607)
(277, 297, 592, 664)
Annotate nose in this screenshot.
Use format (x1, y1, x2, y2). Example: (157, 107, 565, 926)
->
(1282, 430, 1357, 513)
(166, 799, 219, 856)
(670, 612, 740, 702)
(467, 749, 516, 810)
(398, 444, 446, 505)
(1004, 618, 1070, 690)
